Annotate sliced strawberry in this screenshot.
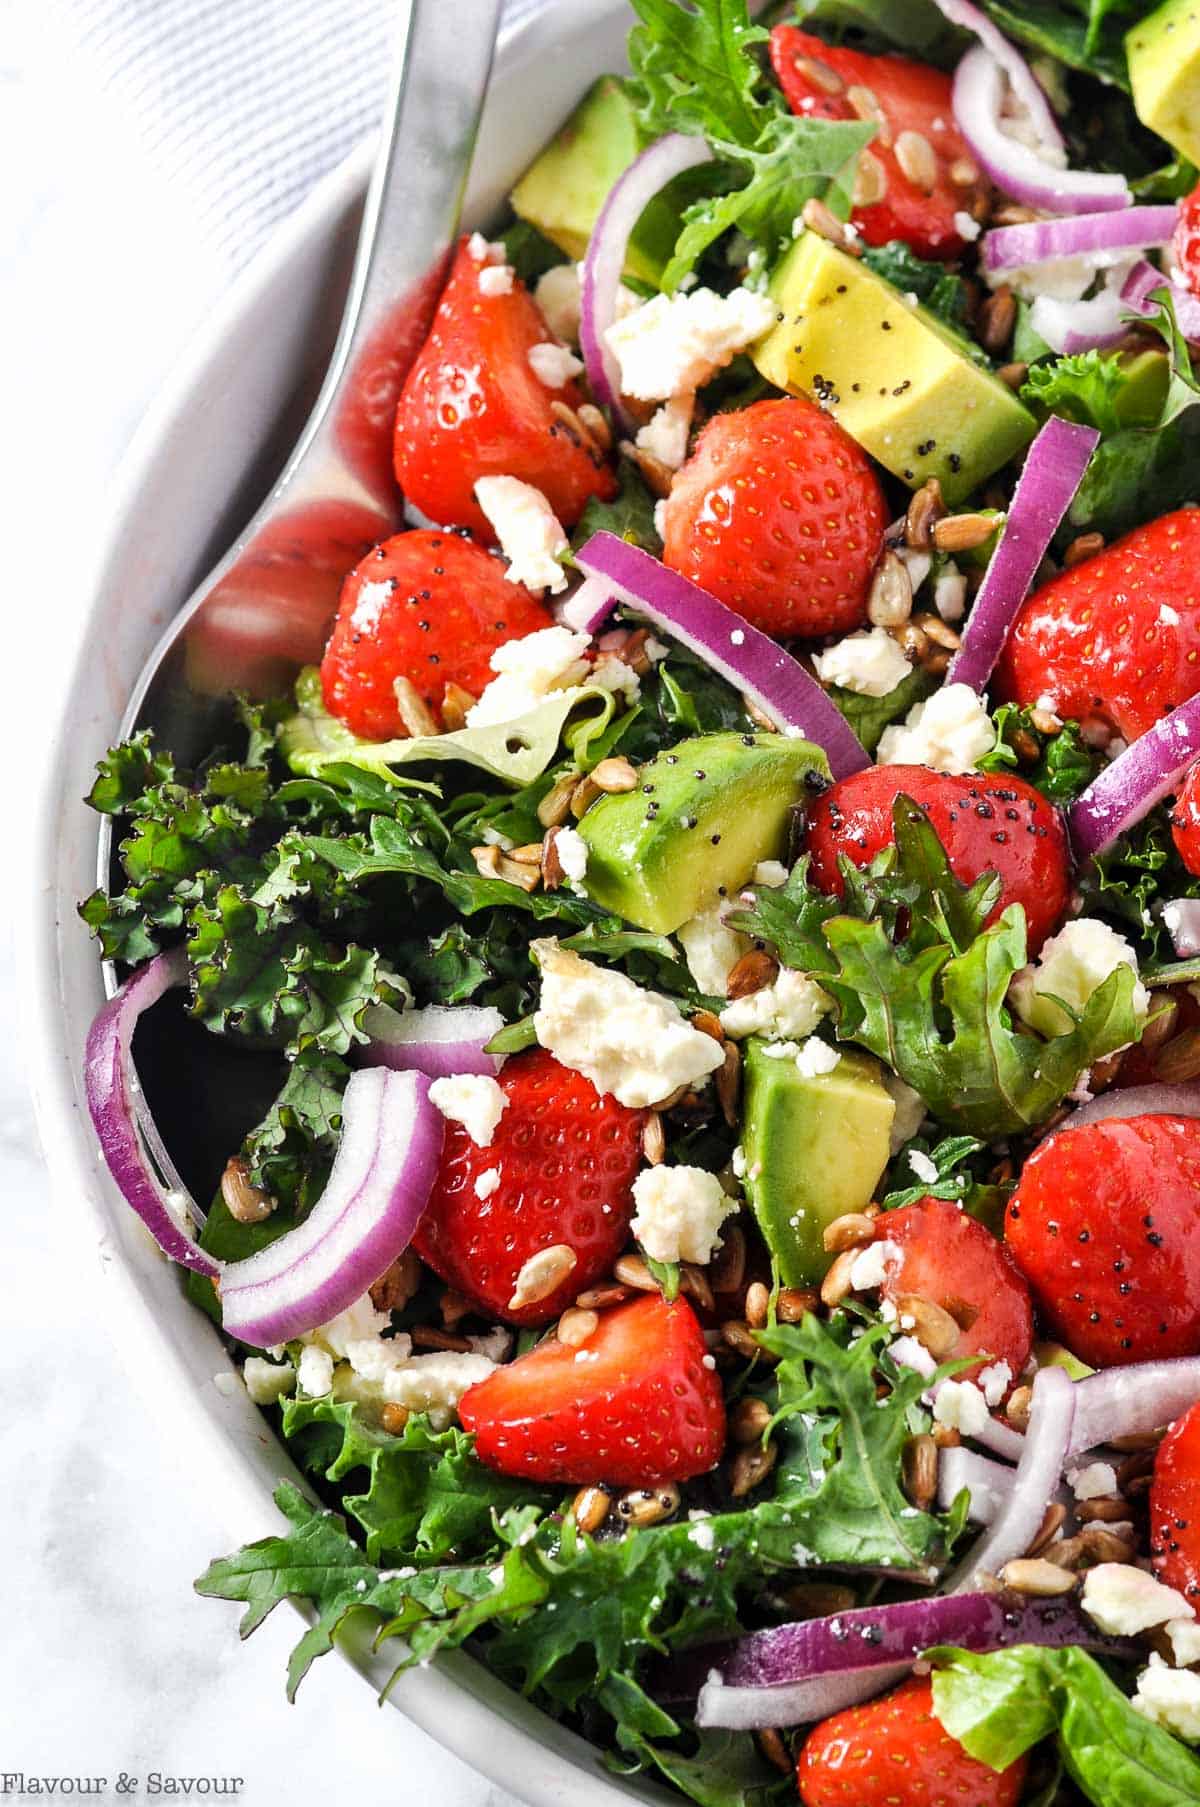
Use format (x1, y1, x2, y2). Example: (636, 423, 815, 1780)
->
(877, 1197, 1033, 1382)
(319, 529, 552, 739)
(412, 1047, 647, 1328)
(1173, 182, 1200, 301)
(1005, 1116, 1200, 1367)
(797, 1676, 1028, 1807)
(993, 509, 1200, 744)
(1150, 1399, 1200, 1605)
(393, 237, 616, 539)
(1171, 760, 1200, 876)
(804, 766, 1071, 955)
(770, 28, 976, 260)
(660, 397, 887, 639)
(459, 1292, 725, 1485)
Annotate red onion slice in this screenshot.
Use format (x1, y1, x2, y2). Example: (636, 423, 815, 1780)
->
(948, 1364, 1074, 1593)
(938, 1445, 1015, 1524)
(1164, 899, 1200, 958)
(558, 574, 616, 634)
(953, 49, 1130, 217)
(1031, 277, 1134, 357)
(1069, 1357, 1200, 1459)
(360, 1002, 505, 1078)
(219, 1066, 442, 1348)
(1067, 693, 1200, 864)
(1120, 259, 1200, 341)
(929, 0, 1063, 154)
(574, 531, 870, 779)
(84, 949, 217, 1277)
(1050, 1085, 1200, 1137)
(695, 1591, 1128, 1730)
(983, 207, 1178, 277)
(579, 134, 712, 433)
(947, 416, 1099, 691)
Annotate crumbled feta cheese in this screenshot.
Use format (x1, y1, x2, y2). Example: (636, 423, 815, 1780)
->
(877, 682, 997, 774)
(731, 1145, 747, 1179)
(533, 938, 724, 1107)
(653, 498, 669, 539)
(310, 1294, 391, 1358)
(720, 967, 831, 1042)
(1168, 1619, 1200, 1668)
(635, 394, 694, 471)
(604, 286, 777, 402)
(478, 263, 514, 297)
(1011, 918, 1150, 1039)
(813, 627, 912, 698)
(890, 1334, 937, 1379)
(1068, 1461, 1119, 1502)
(466, 624, 591, 727)
(631, 1164, 737, 1265)
(344, 1333, 414, 1383)
(907, 1149, 939, 1185)
(794, 1037, 842, 1078)
(849, 1238, 903, 1293)
(588, 653, 642, 707)
(1162, 898, 1200, 958)
(381, 1351, 496, 1428)
(897, 545, 932, 594)
(933, 562, 967, 623)
(467, 231, 503, 263)
(528, 341, 584, 388)
(473, 477, 568, 595)
(977, 1361, 1012, 1409)
(932, 1380, 990, 1438)
(677, 903, 751, 998)
(954, 209, 982, 242)
(761, 1040, 801, 1060)
(754, 860, 789, 888)
(474, 1166, 501, 1200)
(242, 1357, 296, 1405)
(884, 1073, 927, 1152)
(429, 1073, 508, 1148)
(1133, 1656, 1200, 1740)
(533, 261, 637, 345)
(553, 825, 589, 893)
(1083, 1564, 1193, 1637)
(689, 1520, 716, 1551)
(468, 1327, 513, 1364)
(297, 1345, 335, 1398)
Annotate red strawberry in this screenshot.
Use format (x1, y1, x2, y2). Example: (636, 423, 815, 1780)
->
(393, 237, 616, 539)
(1005, 1116, 1200, 1367)
(804, 766, 1071, 955)
(1150, 1399, 1200, 1605)
(660, 397, 887, 639)
(1173, 182, 1200, 301)
(797, 1676, 1028, 1807)
(876, 1198, 1033, 1382)
(319, 529, 552, 739)
(459, 1292, 725, 1484)
(770, 28, 977, 260)
(1171, 760, 1200, 876)
(412, 1048, 647, 1328)
(993, 509, 1200, 744)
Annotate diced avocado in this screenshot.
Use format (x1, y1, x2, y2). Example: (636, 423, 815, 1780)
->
(741, 1042, 895, 1288)
(1034, 1340, 1095, 1381)
(1127, 0, 1200, 170)
(751, 233, 1036, 505)
(509, 77, 709, 287)
(577, 732, 828, 934)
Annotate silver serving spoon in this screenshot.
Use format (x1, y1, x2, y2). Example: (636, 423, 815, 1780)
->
(98, 0, 504, 1205)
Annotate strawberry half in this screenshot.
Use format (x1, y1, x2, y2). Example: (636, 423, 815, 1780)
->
(877, 1197, 1033, 1383)
(459, 1292, 725, 1485)
(412, 1047, 647, 1328)
(1005, 1116, 1200, 1367)
(1150, 1399, 1200, 1605)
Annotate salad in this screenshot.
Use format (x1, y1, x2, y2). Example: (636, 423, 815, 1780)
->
(81, 1, 1200, 1802)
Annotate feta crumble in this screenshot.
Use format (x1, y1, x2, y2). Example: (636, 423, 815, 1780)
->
(604, 286, 777, 402)
(631, 1164, 737, 1265)
(812, 628, 912, 698)
(634, 394, 694, 471)
(907, 1149, 939, 1185)
(793, 1037, 842, 1078)
(478, 263, 515, 297)
(553, 825, 589, 893)
(466, 625, 591, 727)
(977, 1361, 1012, 1409)
(720, 967, 831, 1042)
(933, 561, 967, 623)
(528, 341, 584, 388)
(380, 1351, 496, 1429)
(429, 1073, 508, 1147)
(533, 939, 724, 1107)
(1133, 1656, 1200, 1740)
(848, 1238, 903, 1293)
(309, 1294, 391, 1357)
(242, 1357, 296, 1405)
(473, 477, 568, 595)
(297, 1345, 335, 1398)
(1068, 1461, 1119, 1502)
(753, 861, 789, 888)
(1082, 1564, 1192, 1637)
(1010, 918, 1150, 1039)
(932, 1380, 990, 1438)
(954, 209, 982, 242)
(1168, 1619, 1200, 1668)
(877, 682, 997, 774)
(532, 261, 637, 346)
(676, 903, 751, 997)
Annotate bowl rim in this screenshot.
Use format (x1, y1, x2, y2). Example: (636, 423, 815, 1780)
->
(20, 3, 677, 1800)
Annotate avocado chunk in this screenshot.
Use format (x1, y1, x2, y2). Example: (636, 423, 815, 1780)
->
(1128, 0, 1200, 170)
(752, 233, 1036, 505)
(509, 77, 708, 287)
(741, 1041, 895, 1288)
(577, 731, 828, 934)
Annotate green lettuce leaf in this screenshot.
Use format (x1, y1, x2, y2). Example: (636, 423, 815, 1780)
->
(931, 1645, 1200, 1804)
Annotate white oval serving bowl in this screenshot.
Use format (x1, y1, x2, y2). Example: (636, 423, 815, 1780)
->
(24, 3, 676, 1801)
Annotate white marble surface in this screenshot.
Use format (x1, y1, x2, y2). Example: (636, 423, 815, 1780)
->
(4, 6, 530, 1801)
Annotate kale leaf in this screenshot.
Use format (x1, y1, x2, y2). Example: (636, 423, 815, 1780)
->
(980, 706, 1101, 805)
(860, 241, 974, 337)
